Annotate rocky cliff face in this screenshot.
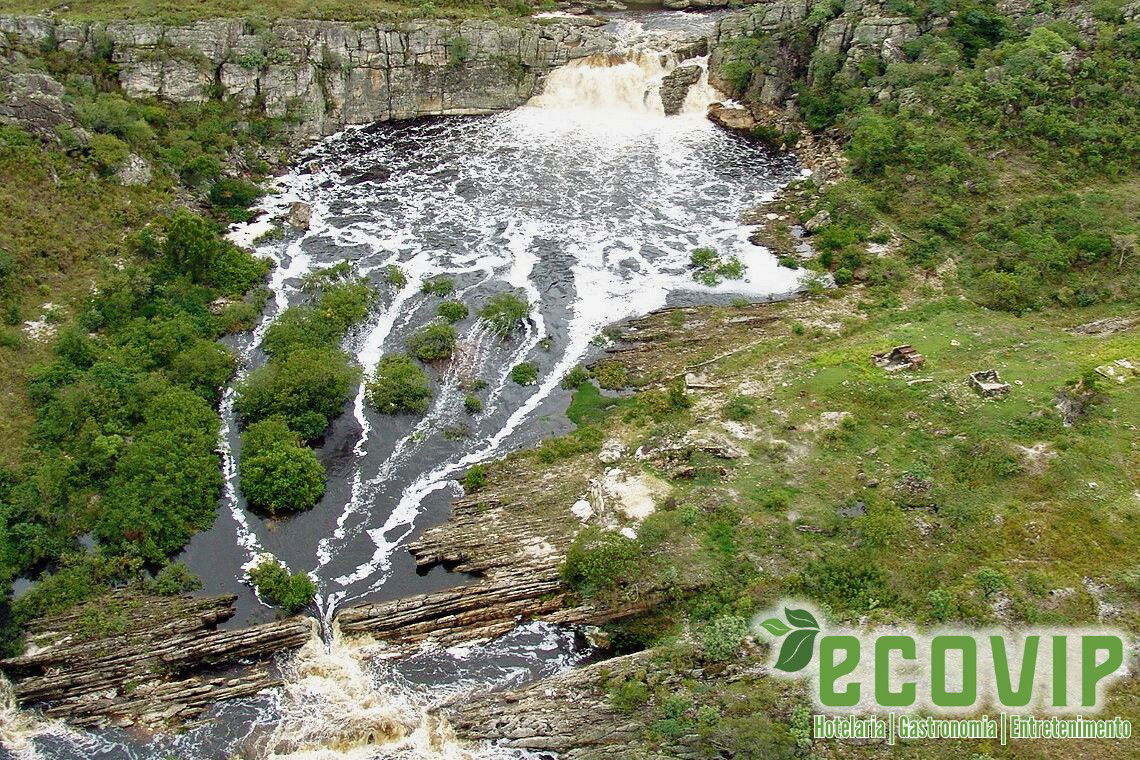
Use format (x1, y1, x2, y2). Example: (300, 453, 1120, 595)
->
(708, 0, 921, 111)
(0, 14, 615, 138)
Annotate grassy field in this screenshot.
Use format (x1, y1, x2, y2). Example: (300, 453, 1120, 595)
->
(0, 0, 536, 23)
(530, 287, 1140, 757)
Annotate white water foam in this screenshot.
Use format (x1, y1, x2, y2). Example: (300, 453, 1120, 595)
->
(2, 16, 804, 760)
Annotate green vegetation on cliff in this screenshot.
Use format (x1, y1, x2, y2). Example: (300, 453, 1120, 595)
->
(714, 0, 1139, 313)
(0, 0, 536, 23)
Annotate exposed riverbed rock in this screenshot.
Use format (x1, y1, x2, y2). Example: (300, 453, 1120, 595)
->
(336, 479, 661, 651)
(659, 63, 702, 115)
(443, 648, 772, 758)
(0, 592, 314, 727)
(0, 14, 617, 140)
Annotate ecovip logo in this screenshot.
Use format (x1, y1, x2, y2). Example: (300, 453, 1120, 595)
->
(754, 602, 1134, 744)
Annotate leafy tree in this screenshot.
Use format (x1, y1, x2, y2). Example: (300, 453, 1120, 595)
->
(169, 339, 235, 403)
(164, 209, 219, 283)
(235, 347, 360, 440)
(241, 443, 325, 514)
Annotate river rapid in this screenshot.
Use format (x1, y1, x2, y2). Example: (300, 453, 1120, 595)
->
(1, 11, 803, 759)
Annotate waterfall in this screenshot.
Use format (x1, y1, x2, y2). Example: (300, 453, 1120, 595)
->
(529, 45, 723, 118)
(2, 10, 804, 759)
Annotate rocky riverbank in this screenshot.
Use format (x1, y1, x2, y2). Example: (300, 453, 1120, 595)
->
(0, 593, 313, 727)
(0, 13, 615, 139)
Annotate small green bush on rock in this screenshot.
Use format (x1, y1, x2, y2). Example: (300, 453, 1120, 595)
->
(479, 292, 530, 334)
(511, 361, 538, 385)
(437, 300, 469, 323)
(407, 323, 457, 361)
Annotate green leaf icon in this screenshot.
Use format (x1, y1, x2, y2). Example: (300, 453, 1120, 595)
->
(775, 629, 818, 672)
(760, 617, 791, 636)
(784, 607, 820, 630)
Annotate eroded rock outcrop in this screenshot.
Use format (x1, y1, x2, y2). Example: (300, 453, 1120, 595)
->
(0, 14, 616, 139)
(0, 592, 314, 727)
(337, 474, 660, 651)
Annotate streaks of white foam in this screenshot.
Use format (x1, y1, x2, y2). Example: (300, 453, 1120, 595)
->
(217, 167, 333, 572)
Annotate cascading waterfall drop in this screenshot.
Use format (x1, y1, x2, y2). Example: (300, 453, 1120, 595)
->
(2, 11, 805, 760)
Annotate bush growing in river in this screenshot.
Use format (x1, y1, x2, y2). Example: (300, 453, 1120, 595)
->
(463, 394, 483, 414)
(689, 247, 745, 287)
(479, 292, 529, 334)
(239, 417, 325, 515)
(407, 322, 457, 361)
(420, 276, 455, 297)
(241, 443, 325, 515)
(248, 558, 315, 614)
(437, 300, 468, 323)
(235, 347, 360, 440)
(366, 354, 433, 414)
(510, 361, 538, 386)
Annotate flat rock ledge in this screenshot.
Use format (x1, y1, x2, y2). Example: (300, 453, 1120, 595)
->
(0, 593, 314, 728)
(442, 649, 771, 759)
(337, 487, 659, 652)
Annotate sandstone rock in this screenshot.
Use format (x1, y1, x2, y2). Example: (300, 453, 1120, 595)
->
(287, 201, 312, 229)
(804, 209, 831, 232)
(114, 153, 152, 186)
(0, 66, 72, 138)
(707, 102, 755, 131)
(659, 64, 702, 116)
(0, 592, 313, 728)
(0, 14, 618, 141)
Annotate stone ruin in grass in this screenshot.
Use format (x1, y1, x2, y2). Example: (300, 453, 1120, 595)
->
(872, 344, 925, 372)
(969, 369, 1011, 398)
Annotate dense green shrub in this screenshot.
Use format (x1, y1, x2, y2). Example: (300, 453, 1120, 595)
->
(463, 394, 483, 414)
(561, 526, 642, 596)
(407, 323, 457, 361)
(241, 443, 325, 514)
(239, 417, 325, 514)
(248, 558, 315, 613)
(510, 361, 538, 386)
(169, 339, 235, 402)
(93, 388, 225, 562)
(366, 354, 433, 414)
(479, 292, 530, 334)
(235, 347, 360, 440)
(437, 300, 469, 323)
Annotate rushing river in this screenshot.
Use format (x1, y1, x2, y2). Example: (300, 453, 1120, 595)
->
(1, 11, 802, 759)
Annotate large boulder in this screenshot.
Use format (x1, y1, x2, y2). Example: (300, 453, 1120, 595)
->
(659, 64, 702, 115)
